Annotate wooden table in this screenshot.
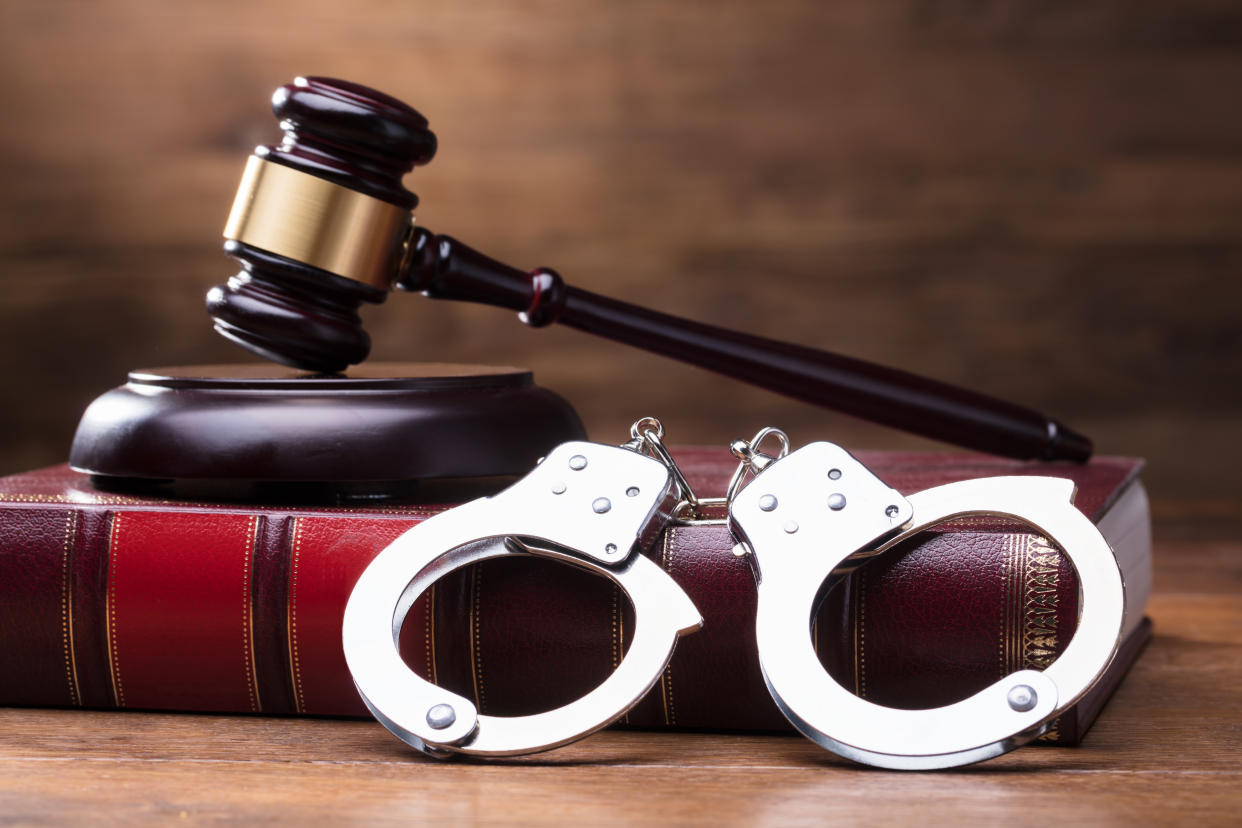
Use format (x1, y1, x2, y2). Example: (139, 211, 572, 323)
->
(1, 518, 1238, 825)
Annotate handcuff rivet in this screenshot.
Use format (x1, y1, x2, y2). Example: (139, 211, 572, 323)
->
(605, 543, 618, 555)
(593, 497, 612, 514)
(827, 493, 847, 511)
(783, 520, 799, 534)
(626, 486, 640, 497)
(828, 468, 842, 480)
(1007, 685, 1038, 712)
(885, 505, 900, 517)
(569, 455, 588, 470)
(426, 703, 456, 729)
(551, 482, 567, 495)
(758, 494, 778, 512)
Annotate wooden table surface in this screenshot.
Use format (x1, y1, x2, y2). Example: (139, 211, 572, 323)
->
(1, 517, 1238, 826)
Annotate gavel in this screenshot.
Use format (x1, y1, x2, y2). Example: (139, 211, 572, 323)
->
(209, 77, 1091, 462)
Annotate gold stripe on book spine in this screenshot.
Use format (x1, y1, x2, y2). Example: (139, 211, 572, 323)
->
(426, 583, 438, 687)
(287, 518, 306, 714)
(242, 516, 262, 713)
(60, 510, 80, 706)
(612, 583, 629, 725)
(1022, 535, 1061, 669)
(1001, 533, 1019, 678)
(658, 528, 678, 726)
(468, 564, 486, 712)
(1021, 534, 1062, 741)
(855, 568, 868, 699)
(104, 513, 126, 707)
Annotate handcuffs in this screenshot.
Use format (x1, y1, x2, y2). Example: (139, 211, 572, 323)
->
(343, 418, 1125, 769)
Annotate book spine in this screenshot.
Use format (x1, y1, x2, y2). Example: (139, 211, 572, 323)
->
(0, 501, 1091, 741)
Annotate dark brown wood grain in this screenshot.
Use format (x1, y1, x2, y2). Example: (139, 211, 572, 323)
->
(0, 513, 1238, 823)
(68, 363, 586, 488)
(0, 1, 1238, 501)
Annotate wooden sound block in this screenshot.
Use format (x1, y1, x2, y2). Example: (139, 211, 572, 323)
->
(69, 363, 585, 502)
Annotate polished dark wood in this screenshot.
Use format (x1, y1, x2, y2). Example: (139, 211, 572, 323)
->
(208, 77, 438, 373)
(3, 1, 1237, 508)
(210, 242, 387, 373)
(263, 77, 435, 210)
(68, 363, 585, 495)
(209, 77, 1091, 462)
(405, 229, 1091, 461)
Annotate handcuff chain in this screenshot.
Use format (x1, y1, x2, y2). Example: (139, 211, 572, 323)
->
(622, 419, 791, 525)
(724, 427, 791, 504)
(623, 417, 700, 514)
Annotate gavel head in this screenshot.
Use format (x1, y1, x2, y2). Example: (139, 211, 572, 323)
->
(209, 77, 437, 373)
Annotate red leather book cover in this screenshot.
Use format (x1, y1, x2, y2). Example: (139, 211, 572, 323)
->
(0, 451, 1150, 744)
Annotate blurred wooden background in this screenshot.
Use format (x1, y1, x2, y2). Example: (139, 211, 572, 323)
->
(0, 0, 1238, 511)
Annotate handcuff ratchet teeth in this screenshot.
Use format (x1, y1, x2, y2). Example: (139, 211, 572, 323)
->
(343, 424, 703, 758)
(728, 436, 1127, 770)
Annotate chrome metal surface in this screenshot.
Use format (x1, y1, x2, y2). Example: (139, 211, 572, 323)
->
(344, 433, 703, 758)
(725, 427, 791, 505)
(1007, 685, 1038, 713)
(426, 704, 456, 729)
(730, 441, 1126, 770)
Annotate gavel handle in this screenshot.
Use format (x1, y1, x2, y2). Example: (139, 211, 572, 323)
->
(400, 229, 1091, 461)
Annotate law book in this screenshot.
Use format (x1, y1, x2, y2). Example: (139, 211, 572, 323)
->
(0, 451, 1151, 744)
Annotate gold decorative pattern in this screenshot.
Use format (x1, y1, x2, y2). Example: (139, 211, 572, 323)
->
(0, 488, 450, 518)
(658, 528, 678, 726)
(1020, 533, 1062, 742)
(59, 510, 80, 706)
(1001, 531, 1065, 741)
(104, 513, 126, 707)
(241, 517, 261, 713)
(612, 583, 629, 725)
(1001, 533, 1020, 678)
(425, 583, 438, 687)
(1022, 535, 1062, 670)
(0, 493, 176, 506)
(618, 589, 626, 675)
(854, 569, 868, 699)
(287, 518, 306, 714)
(610, 586, 620, 671)
(468, 565, 486, 712)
